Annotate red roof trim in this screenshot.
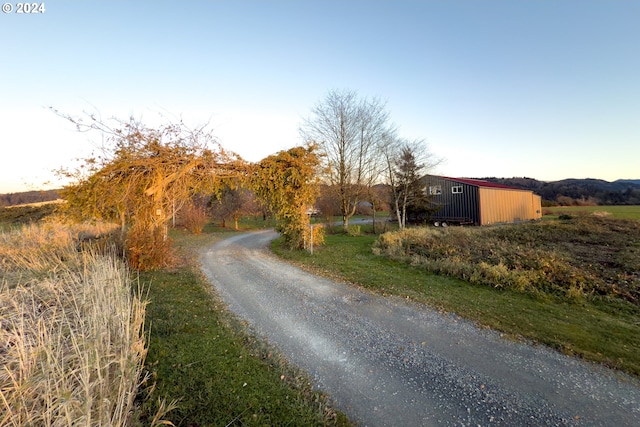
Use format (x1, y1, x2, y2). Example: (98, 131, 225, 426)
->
(438, 176, 525, 190)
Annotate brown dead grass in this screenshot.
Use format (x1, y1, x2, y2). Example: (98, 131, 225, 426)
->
(374, 216, 640, 304)
(0, 222, 174, 426)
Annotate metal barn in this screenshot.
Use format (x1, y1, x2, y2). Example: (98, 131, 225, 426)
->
(424, 175, 542, 226)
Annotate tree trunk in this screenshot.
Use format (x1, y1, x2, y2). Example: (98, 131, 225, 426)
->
(394, 196, 403, 229)
(120, 210, 126, 241)
(372, 204, 377, 234)
(172, 199, 176, 227)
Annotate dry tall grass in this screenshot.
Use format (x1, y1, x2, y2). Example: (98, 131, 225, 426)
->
(0, 220, 119, 281)
(0, 222, 166, 426)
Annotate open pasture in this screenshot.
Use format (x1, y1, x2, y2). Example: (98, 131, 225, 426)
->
(543, 205, 640, 220)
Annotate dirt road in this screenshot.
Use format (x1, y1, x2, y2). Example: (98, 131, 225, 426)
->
(199, 230, 640, 426)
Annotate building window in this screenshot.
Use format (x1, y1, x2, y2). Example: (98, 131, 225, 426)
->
(429, 185, 442, 195)
(452, 186, 463, 194)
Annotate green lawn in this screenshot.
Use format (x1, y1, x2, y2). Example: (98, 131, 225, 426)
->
(543, 205, 640, 220)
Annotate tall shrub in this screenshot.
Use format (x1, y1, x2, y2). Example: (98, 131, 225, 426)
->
(252, 145, 321, 250)
(55, 113, 246, 270)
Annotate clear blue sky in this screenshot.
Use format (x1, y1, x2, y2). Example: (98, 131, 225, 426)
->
(1, 0, 639, 193)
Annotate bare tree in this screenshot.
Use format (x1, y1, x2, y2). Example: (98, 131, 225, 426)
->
(365, 183, 390, 234)
(210, 187, 259, 230)
(301, 89, 391, 231)
(315, 184, 341, 227)
(380, 134, 442, 229)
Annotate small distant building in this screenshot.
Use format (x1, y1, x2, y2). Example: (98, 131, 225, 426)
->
(424, 175, 542, 226)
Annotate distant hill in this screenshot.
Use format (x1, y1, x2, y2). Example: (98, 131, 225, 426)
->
(615, 179, 640, 186)
(480, 177, 640, 206)
(0, 189, 61, 208)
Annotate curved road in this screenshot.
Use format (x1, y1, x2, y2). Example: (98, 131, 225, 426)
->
(199, 230, 640, 427)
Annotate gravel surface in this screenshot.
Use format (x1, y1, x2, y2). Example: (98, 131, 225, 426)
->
(199, 230, 640, 427)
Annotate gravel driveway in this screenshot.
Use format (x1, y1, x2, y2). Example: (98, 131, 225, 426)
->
(199, 230, 640, 427)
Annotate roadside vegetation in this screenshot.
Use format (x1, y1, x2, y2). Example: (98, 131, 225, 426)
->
(2, 109, 342, 425)
(273, 215, 640, 377)
(374, 216, 640, 304)
(139, 229, 350, 426)
(3, 201, 639, 424)
(0, 220, 153, 426)
(0, 207, 350, 426)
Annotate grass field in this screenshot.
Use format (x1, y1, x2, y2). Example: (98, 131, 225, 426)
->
(0, 203, 58, 231)
(543, 205, 640, 219)
(273, 217, 640, 377)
